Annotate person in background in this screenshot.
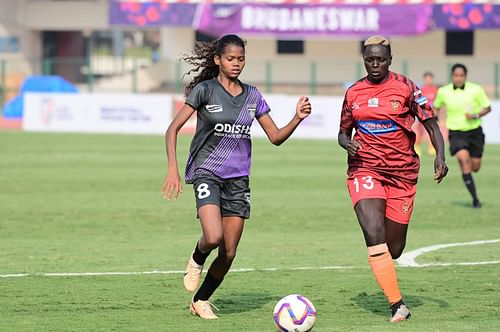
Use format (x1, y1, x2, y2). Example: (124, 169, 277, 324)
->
(414, 71, 439, 156)
(434, 63, 492, 208)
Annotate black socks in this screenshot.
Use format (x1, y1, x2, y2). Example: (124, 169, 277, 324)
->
(462, 173, 480, 207)
(192, 242, 211, 266)
(193, 272, 223, 302)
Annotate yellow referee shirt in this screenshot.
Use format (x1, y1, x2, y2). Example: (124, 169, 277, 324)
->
(434, 81, 491, 131)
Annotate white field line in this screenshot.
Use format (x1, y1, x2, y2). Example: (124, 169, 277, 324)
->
(397, 239, 500, 267)
(0, 266, 362, 278)
(2, 239, 499, 279)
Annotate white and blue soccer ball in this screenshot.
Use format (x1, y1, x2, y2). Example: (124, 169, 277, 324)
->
(273, 294, 317, 332)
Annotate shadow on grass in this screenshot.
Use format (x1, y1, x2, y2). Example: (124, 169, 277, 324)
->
(215, 292, 275, 314)
(450, 200, 477, 208)
(351, 292, 449, 317)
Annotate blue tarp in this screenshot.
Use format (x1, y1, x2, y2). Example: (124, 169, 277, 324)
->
(2, 75, 78, 118)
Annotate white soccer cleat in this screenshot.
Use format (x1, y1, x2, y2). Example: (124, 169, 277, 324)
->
(190, 299, 219, 320)
(183, 255, 203, 292)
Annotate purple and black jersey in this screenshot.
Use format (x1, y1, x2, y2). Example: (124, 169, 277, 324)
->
(184, 78, 270, 183)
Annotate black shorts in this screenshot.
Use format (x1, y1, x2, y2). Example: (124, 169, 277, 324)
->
(448, 127, 485, 158)
(192, 175, 251, 219)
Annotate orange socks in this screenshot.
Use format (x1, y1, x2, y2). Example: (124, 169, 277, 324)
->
(367, 243, 402, 304)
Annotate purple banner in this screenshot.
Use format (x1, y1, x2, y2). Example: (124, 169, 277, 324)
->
(109, 1, 197, 27)
(195, 3, 433, 38)
(433, 4, 500, 30)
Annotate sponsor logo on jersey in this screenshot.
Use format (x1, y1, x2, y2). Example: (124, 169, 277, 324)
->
(248, 104, 257, 119)
(368, 98, 379, 107)
(390, 99, 401, 111)
(206, 104, 223, 113)
(214, 123, 251, 135)
(357, 120, 399, 135)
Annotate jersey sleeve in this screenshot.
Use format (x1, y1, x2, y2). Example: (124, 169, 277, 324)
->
(433, 87, 445, 110)
(408, 79, 435, 121)
(255, 93, 271, 119)
(476, 85, 491, 109)
(339, 92, 354, 132)
(185, 81, 210, 110)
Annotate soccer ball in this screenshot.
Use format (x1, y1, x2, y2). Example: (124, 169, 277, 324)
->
(273, 294, 317, 332)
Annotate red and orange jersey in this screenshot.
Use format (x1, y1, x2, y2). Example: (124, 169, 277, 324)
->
(340, 71, 435, 183)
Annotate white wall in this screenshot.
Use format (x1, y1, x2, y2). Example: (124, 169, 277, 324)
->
(20, 0, 108, 30)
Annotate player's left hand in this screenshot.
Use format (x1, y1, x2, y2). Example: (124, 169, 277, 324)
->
(296, 96, 311, 120)
(433, 157, 448, 184)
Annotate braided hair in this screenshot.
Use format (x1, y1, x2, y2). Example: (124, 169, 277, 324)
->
(182, 34, 246, 96)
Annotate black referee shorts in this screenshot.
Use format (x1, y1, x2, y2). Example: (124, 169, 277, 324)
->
(192, 175, 251, 219)
(448, 126, 485, 158)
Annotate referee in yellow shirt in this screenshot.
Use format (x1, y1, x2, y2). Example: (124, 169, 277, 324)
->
(434, 63, 492, 208)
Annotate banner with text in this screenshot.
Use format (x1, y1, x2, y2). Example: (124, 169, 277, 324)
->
(195, 3, 433, 38)
(23, 93, 173, 135)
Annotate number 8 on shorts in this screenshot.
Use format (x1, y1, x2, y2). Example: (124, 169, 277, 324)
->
(196, 183, 211, 199)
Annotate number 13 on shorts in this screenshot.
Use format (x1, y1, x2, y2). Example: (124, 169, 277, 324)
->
(353, 176, 374, 192)
(347, 174, 385, 205)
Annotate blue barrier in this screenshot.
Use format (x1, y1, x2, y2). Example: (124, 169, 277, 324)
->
(3, 75, 77, 118)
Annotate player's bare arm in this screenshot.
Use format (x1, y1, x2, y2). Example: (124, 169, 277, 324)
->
(162, 104, 196, 200)
(258, 96, 311, 146)
(422, 118, 448, 183)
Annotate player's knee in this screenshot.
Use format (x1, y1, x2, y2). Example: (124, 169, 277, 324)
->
(365, 224, 386, 245)
(472, 165, 481, 172)
(204, 235, 223, 249)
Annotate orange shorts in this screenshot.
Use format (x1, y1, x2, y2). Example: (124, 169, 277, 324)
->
(347, 171, 416, 224)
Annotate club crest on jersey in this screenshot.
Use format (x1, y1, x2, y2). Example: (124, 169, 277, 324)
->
(206, 104, 223, 113)
(351, 102, 360, 110)
(368, 98, 379, 108)
(390, 99, 401, 111)
(248, 104, 257, 119)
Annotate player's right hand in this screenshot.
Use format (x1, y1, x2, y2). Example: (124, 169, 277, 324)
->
(162, 171, 183, 200)
(346, 140, 362, 157)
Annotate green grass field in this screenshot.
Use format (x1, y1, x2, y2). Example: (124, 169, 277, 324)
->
(1, 131, 499, 331)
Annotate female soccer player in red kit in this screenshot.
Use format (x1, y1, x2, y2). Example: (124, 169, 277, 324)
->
(338, 36, 448, 322)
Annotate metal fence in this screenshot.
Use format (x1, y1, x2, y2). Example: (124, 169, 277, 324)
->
(1, 56, 499, 109)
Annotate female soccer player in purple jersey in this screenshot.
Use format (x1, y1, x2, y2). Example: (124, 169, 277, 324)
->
(162, 34, 311, 320)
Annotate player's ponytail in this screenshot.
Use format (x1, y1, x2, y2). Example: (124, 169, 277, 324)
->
(182, 34, 245, 96)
